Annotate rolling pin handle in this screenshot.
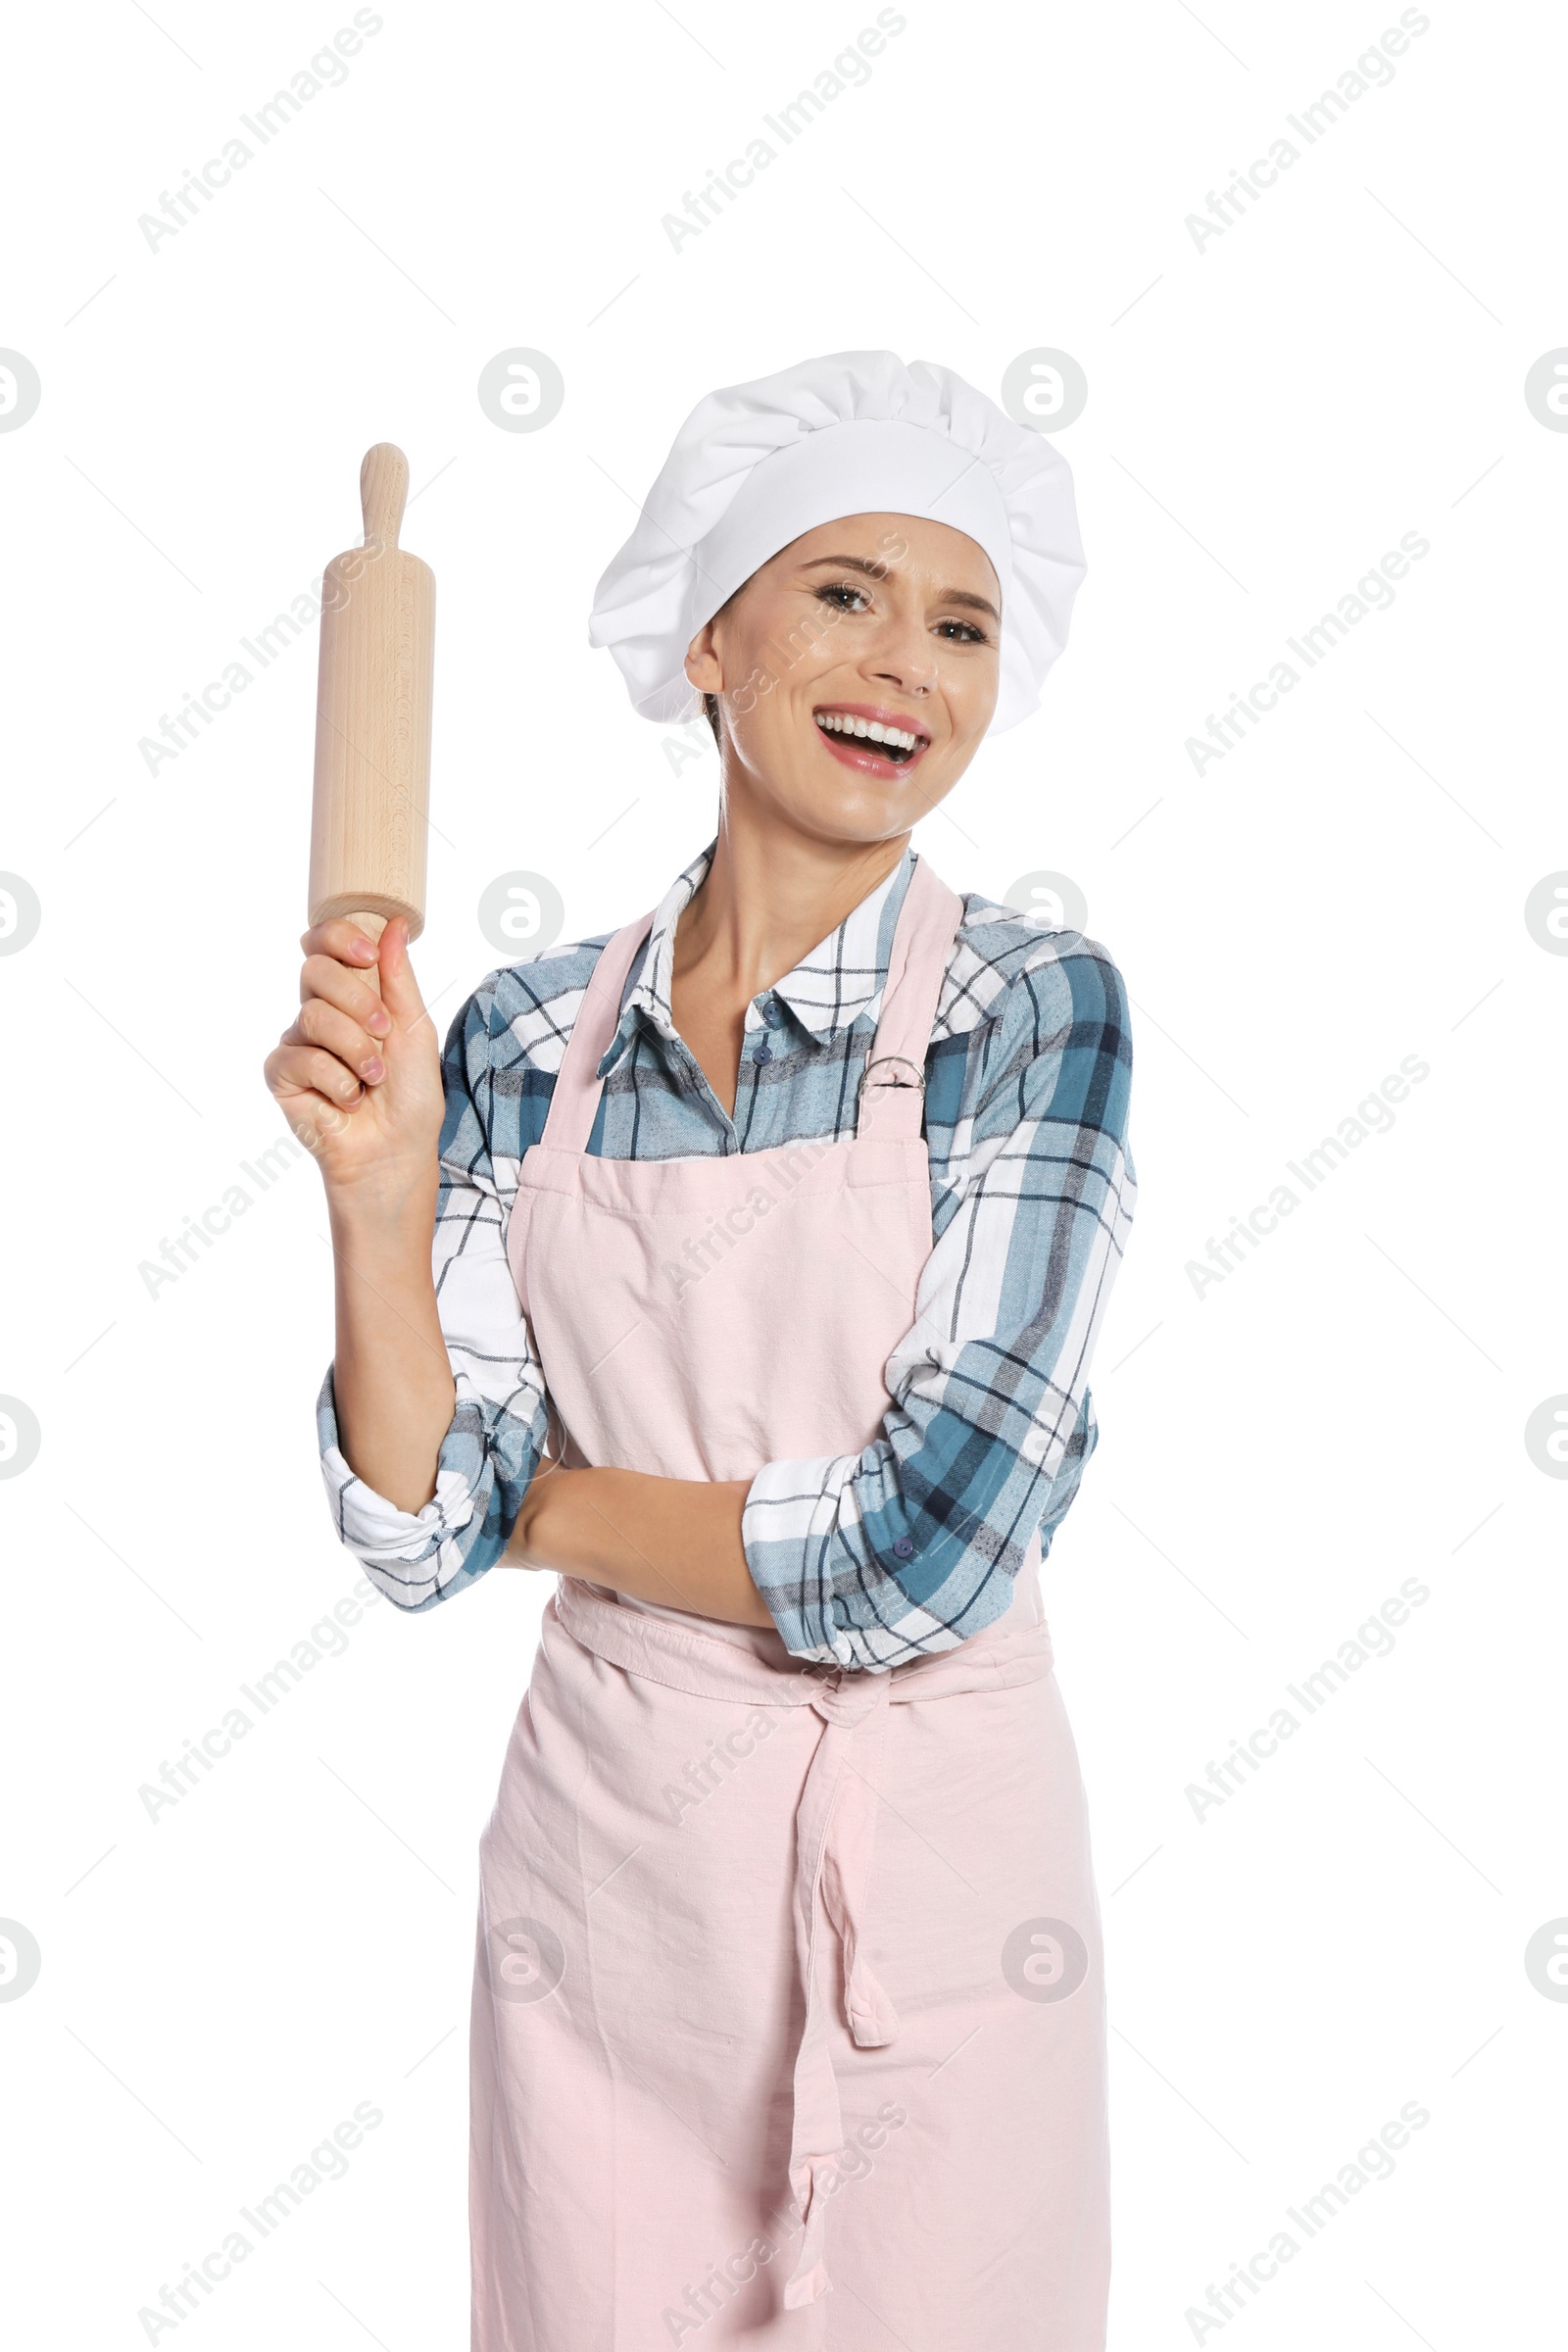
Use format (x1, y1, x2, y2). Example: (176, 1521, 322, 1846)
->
(360, 443, 409, 553)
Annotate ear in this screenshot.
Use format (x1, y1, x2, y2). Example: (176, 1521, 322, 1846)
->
(683, 616, 724, 696)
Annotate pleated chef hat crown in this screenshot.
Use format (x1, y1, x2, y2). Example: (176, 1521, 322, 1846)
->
(588, 350, 1087, 735)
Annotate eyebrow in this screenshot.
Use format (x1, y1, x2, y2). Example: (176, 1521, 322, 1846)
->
(798, 553, 1001, 625)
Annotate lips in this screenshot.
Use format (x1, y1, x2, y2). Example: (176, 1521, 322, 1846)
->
(812, 703, 932, 779)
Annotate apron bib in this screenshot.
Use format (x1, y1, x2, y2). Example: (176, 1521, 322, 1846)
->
(472, 855, 1109, 2347)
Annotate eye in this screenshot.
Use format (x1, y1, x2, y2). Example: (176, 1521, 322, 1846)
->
(936, 615, 990, 644)
(813, 580, 872, 612)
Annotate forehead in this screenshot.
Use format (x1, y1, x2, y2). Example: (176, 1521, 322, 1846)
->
(768, 511, 1002, 600)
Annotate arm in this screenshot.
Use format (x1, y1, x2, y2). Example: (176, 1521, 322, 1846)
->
(327, 1157, 452, 1515)
(741, 934, 1138, 1670)
(508, 1468, 773, 1629)
(268, 918, 552, 1609)
(267, 912, 454, 1514)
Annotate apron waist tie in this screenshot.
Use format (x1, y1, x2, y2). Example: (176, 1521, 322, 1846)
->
(782, 1671, 897, 2309)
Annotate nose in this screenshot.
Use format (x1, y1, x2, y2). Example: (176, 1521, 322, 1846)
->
(869, 620, 937, 699)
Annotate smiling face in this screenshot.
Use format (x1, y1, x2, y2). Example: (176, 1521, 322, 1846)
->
(682, 513, 1002, 843)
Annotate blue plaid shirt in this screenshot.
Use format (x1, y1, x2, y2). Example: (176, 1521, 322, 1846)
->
(318, 835, 1137, 1670)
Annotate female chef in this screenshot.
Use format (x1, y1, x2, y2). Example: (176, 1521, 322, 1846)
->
(265, 351, 1137, 2348)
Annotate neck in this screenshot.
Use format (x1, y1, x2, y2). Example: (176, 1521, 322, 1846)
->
(674, 785, 909, 1005)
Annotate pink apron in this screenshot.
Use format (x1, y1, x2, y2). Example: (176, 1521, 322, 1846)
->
(474, 854, 1109, 2348)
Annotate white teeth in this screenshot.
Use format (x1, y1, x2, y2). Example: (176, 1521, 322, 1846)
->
(814, 712, 923, 753)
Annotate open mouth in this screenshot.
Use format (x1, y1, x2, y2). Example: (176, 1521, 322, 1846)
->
(812, 705, 932, 773)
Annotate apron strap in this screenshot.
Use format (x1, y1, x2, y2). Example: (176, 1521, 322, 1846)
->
(538, 849, 964, 1157)
(855, 853, 967, 1144)
(535, 908, 657, 1156)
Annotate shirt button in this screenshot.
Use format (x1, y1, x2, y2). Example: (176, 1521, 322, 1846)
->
(892, 1537, 914, 1558)
(752, 1043, 773, 1065)
(761, 997, 785, 1028)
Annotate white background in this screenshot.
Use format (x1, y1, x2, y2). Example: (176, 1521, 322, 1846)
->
(2, 1, 1564, 2344)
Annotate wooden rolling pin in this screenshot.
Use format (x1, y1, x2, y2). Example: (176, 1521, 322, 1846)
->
(308, 443, 434, 995)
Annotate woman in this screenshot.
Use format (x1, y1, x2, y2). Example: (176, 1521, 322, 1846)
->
(266, 352, 1137, 2347)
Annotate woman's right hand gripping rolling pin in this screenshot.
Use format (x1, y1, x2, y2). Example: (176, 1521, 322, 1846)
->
(266, 913, 443, 1195)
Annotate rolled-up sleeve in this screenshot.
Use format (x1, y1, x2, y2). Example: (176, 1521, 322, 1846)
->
(742, 937, 1137, 1670)
(316, 985, 551, 1611)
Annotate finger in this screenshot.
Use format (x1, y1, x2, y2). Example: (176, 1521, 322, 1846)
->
(268, 1081, 362, 1155)
(302, 918, 387, 976)
(262, 1053, 365, 1162)
(373, 916, 431, 1033)
(293, 997, 387, 1085)
(300, 952, 393, 1036)
(266, 1042, 368, 1109)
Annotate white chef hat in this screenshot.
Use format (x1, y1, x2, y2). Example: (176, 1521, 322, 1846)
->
(587, 350, 1086, 735)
